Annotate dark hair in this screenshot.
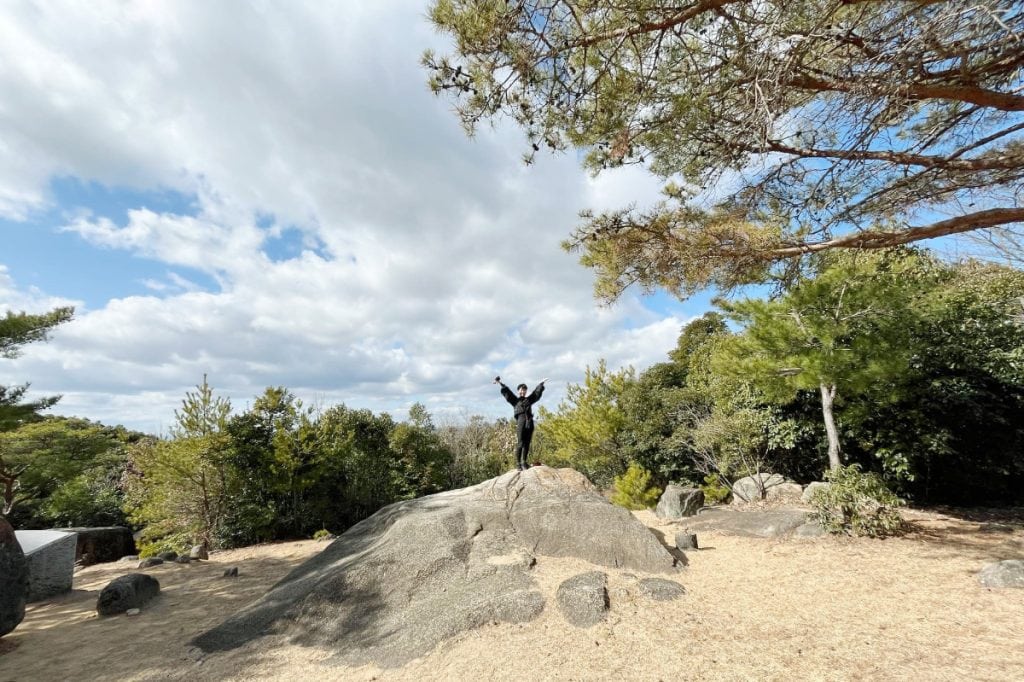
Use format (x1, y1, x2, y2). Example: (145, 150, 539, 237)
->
(517, 383, 528, 391)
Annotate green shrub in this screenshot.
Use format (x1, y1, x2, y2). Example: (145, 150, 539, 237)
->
(610, 463, 663, 510)
(312, 528, 334, 541)
(700, 474, 731, 505)
(136, 526, 192, 558)
(811, 464, 906, 537)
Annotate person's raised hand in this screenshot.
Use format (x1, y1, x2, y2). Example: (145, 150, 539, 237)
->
(493, 376, 501, 384)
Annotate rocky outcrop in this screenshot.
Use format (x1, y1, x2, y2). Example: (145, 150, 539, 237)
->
(0, 517, 28, 637)
(494, 468, 679, 572)
(67, 526, 136, 565)
(655, 485, 704, 519)
(193, 467, 677, 667)
(681, 508, 813, 538)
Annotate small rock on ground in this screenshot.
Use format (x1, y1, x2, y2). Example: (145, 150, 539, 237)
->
(556, 571, 608, 628)
(637, 577, 685, 601)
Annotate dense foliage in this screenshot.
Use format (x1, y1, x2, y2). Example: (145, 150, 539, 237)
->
(122, 380, 519, 553)
(0, 306, 74, 516)
(810, 465, 906, 538)
(610, 463, 662, 510)
(533, 254, 1024, 506)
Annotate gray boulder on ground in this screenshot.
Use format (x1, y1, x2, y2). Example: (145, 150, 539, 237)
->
(637, 577, 686, 601)
(978, 560, 1024, 589)
(190, 545, 209, 560)
(0, 517, 28, 637)
(767, 482, 805, 503)
(137, 558, 164, 568)
(801, 482, 831, 504)
(556, 571, 608, 627)
(655, 485, 705, 519)
(174, 555, 192, 564)
(96, 573, 160, 616)
(157, 551, 178, 562)
(732, 474, 805, 504)
(66, 526, 136, 565)
(682, 508, 812, 538)
(193, 467, 677, 668)
(793, 521, 827, 538)
(675, 532, 698, 550)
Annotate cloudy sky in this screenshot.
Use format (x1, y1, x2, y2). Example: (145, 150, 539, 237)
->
(0, 0, 714, 435)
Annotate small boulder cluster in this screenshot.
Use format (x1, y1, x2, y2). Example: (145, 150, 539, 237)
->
(653, 481, 824, 539)
(135, 544, 209, 569)
(555, 571, 685, 628)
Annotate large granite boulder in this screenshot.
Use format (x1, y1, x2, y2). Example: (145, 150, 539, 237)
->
(731, 473, 785, 503)
(14, 530, 77, 601)
(67, 526, 136, 565)
(193, 467, 677, 667)
(802, 482, 831, 504)
(97, 573, 161, 616)
(497, 468, 679, 572)
(732, 473, 802, 504)
(0, 517, 28, 637)
(681, 508, 812, 538)
(655, 485, 704, 519)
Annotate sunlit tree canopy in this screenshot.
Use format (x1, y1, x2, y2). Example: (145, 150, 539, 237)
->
(425, 0, 1024, 300)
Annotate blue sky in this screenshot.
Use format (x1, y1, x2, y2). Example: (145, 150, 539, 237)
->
(0, 0, 712, 434)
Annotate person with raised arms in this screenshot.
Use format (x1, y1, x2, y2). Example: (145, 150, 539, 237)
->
(494, 375, 546, 471)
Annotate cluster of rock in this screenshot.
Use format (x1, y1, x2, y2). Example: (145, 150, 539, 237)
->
(132, 544, 209, 569)
(193, 467, 680, 668)
(554, 570, 686, 629)
(729, 474, 830, 505)
(654, 480, 824, 538)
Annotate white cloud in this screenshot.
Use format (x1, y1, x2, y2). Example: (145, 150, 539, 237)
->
(0, 1, 698, 434)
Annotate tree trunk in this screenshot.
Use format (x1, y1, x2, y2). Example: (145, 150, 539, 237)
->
(820, 382, 842, 471)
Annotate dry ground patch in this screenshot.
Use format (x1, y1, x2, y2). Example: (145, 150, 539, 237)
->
(1, 509, 1021, 681)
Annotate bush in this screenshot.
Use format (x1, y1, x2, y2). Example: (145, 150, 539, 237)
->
(312, 528, 333, 541)
(136, 526, 193, 558)
(700, 474, 731, 505)
(610, 463, 662, 510)
(811, 464, 905, 537)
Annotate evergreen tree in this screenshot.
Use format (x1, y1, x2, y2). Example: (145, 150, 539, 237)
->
(0, 306, 73, 517)
(426, 1, 1024, 300)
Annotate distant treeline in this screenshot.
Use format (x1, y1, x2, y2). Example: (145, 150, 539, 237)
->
(3, 249, 1023, 553)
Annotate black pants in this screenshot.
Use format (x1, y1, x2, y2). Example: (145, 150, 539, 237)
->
(515, 419, 534, 468)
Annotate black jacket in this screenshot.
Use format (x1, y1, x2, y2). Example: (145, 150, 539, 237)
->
(500, 383, 544, 423)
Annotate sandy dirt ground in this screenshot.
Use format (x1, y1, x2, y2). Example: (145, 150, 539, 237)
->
(1, 508, 1022, 682)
